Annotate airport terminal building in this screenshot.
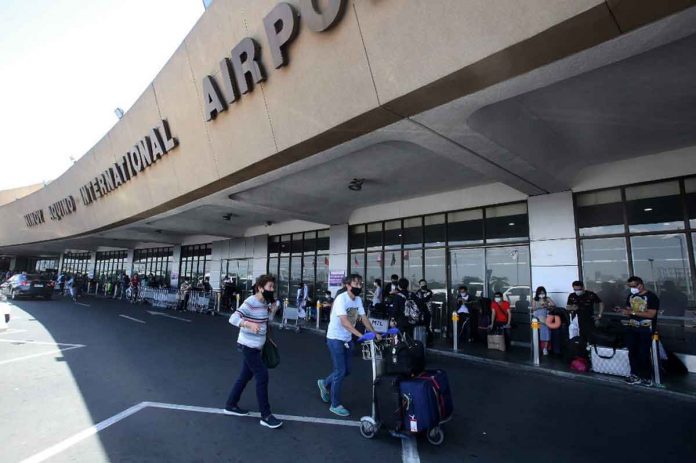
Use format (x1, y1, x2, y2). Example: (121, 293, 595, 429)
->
(1, 0, 695, 368)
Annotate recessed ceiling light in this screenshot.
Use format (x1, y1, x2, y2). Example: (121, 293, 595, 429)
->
(644, 208, 653, 212)
(508, 222, 515, 226)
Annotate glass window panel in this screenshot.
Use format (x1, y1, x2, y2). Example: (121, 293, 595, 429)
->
(280, 235, 291, 256)
(424, 248, 447, 308)
(685, 177, 696, 228)
(351, 252, 365, 277)
(316, 254, 329, 296)
(424, 214, 446, 247)
(485, 203, 529, 243)
(626, 181, 684, 232)
(291, 233, 304, 255)
(349, 225, 366, 251)
(366, 223, 382, 251)
(485, 246, 531, 297)
(384, 220, 401, 250)
(631, 234, 694, 311)
(302, 255, 316, 301)
(448, 210, 483, 246)
(366, 252, 383, 302)
(278, 257, 290, 302)
(581, 238, 630, 310)
(384, 250, 402, 282)
(268, 257, 279, 277)
(404, 249, 423, 290)
(449, 248, 485, 303)
(317, 230, 330, 252)
(402, 218, 423, 249)
(303, 231, 316, 254)
(269, 236, 280, 256)
(576, 189, 625, 236)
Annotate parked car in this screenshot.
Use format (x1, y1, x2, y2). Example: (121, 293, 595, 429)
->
(0, 274, 55, 300)
(503, 285, 531, 306)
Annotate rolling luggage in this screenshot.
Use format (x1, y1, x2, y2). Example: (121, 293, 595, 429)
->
(374, 374, 404, 431)
(564, 336, 588, 363)
(590, 345, 631, 377)
(417, 369, 453, 422)
(384, 339, 426, 376)
(413, 326, 428, 349)
(399, 378, 439, 433)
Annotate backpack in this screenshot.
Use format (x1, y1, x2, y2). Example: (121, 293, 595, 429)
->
(400, 293, 422, 325)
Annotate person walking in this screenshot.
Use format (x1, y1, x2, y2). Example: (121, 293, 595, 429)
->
(317, 274, 381, 417)
(224, 274, 283, 429)
(619, 276, 659, 386)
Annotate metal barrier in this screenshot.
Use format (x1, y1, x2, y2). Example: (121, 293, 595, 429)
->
(185, 290, 216, 314)
(431, 302, 446, 338)
(531, 317, 540, 366)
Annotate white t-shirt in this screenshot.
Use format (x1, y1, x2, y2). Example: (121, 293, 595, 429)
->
(327, 292, 365, 342)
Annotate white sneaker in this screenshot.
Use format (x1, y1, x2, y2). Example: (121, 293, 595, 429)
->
(542, 348, 548, 356)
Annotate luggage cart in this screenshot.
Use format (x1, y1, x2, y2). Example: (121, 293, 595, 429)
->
(280, 306, 301, 332)
(358, 329, 445, 446)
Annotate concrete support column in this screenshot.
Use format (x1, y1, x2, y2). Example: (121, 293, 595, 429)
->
(328, 224, 349, 296)
(171, 245, 182, 288)
(528, 191, 579, 306)
(9, 257, 16, 271)
(86, 251, 97, 279)
(125, 249, 134, 275)
(209, 241, 230, 290)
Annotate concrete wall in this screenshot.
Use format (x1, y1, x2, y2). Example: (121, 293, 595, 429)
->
(0, 183, 44, 207)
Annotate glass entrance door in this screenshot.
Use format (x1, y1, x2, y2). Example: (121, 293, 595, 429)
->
(221, 259, 254, 306)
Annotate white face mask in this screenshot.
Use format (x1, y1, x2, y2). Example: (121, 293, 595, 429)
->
(574, 290, 584, 296)
(539, 293, 546, 298)
(630, 287, 640, 295)
(494, 297, 502, 303)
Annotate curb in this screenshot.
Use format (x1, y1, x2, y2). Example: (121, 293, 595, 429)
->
(275, 318, 696, 403)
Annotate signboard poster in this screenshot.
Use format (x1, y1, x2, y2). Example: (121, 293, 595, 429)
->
(369, 317, 389, 332)
(329, 271, 345, 288)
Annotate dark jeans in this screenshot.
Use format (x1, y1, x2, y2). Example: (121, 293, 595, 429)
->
(457, 313, 471, 342)
(493, 321, 511, 348)
(324, 339, 352, 408)
(626, 326, 653, 380)
(577, 309, 595, 342)
(226, 344, 271, 417)
(550, 326, 566, 355)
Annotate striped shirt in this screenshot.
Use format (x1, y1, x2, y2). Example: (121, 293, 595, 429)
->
(229, 295, 270, 349)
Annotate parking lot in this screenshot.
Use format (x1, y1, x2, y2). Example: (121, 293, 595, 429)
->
(1, 296, 695, 462)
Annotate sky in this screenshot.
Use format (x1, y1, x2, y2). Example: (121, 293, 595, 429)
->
(0, 0, 205, 190)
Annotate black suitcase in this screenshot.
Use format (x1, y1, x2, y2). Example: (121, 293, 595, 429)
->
(374, 374, 404, 431)
(384, 339, 426, 376)
(564, 336, 588, 362)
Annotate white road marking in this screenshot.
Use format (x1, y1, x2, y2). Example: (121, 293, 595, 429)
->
(119, 314, 146, 324)
(0, 339, 84, 347)
(0, 345, 85, 365)
(75, 302, 91, 307)
(21, 401, 420, 463)
(0, 328, 27, 335)
(146, 311, 192, 322)
(19, 402, 148, 463)
(402, 437, 421, 463)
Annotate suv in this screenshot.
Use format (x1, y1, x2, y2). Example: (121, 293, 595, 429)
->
(0, 274, 55, 300)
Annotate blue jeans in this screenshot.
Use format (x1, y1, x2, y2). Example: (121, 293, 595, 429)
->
(324, 339, 352, 408)
(226, 344, 271, 417)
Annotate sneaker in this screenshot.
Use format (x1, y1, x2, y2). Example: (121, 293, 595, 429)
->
(260, 415, 283, 429)
(223, 406, 249, 416)
(317, 379, 330, 403)
(329, 405, 350, 417)
(640, 378, 654, 387)
(624, 374, 641, 385)
(542, 348, 548, 356)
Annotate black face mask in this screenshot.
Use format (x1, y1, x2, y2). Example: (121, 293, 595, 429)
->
(420, 284, 427, 289)
(262, 290, 275, 303)
(350, 287, 362, 297)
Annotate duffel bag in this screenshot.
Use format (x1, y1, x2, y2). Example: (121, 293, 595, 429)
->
(563, 336, 588, 363)
(384, 339, 426, 377)
(417, 369, 453, 422)
(400, 378, 439, 433)
(590, 345, 631, 377)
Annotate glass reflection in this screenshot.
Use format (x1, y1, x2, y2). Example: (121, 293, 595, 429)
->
(581, 238, 629, 309)
(626, 181, 684, 233)
(576, 189, 625, 236)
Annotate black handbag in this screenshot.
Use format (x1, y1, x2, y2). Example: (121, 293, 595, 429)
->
(262, 337, 280, 369)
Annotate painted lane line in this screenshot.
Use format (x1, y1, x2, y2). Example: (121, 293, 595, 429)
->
(402, 437, 421, 463)
(146, 311, 192, 322)
(19, 402, 149, 463)
(145, 402, 361, 427)
(0, 339, 85, 347)
(75, 302, 91, 307)
(0, 328, 27, 335)
(119, 314, 146, 324)
(0, 345, 85, 365)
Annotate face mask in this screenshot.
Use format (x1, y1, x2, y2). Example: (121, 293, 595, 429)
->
(574, 290, 584, 296)
(460, 292, 467, 297)
(494, 297, 502, 303)
(630, 287, 640, 295)
(350, 287, 362, 297)
(420, 284, 427, 288)
(262, 290, 275, 303)
(539, 293, 546, 298)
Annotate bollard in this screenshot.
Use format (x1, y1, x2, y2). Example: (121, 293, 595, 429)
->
(531, 317, 540, 365)
(216, 292, 221, 313)
(235, 293, 240, 310)
(316, 300, 321, 330)
(452, 312, 459, 352)
(651, 331, 663, 387)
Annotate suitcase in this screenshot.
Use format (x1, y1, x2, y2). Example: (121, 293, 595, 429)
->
(374, 374, 404, 431)
(384, 339, 426, 376)
(564, 336, 588, 363)
(413, 326, 428, 349)
(590, 345, 631, 377)
(417, 369, 453, 422)
(487, 333, 506, 352)
(400, 378, 440, 433)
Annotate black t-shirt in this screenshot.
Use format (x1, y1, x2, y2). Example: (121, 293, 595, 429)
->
(415, 288, 433, 303)
(626, 291, 659, 329)
(566, 291, 602, 316)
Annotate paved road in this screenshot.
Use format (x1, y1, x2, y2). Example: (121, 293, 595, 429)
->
(1, 296, 695, 462)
